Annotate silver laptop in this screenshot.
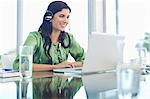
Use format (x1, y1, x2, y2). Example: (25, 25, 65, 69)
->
(53, 32, 125, 74)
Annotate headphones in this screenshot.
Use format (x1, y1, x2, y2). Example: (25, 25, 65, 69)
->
(44, 10, 53, 22)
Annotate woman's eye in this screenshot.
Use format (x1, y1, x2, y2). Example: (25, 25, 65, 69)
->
(59, 14, 70, 19)
(59, 15, 64, 18)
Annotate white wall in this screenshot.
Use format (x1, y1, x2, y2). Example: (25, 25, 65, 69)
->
(0, 0, 17, 54)
(118, 0, 148, 61)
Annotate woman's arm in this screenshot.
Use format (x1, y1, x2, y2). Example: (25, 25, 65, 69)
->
(33, 61, 75, 71)
(67, 33, 85, 64)
(33, 64, 54, 72)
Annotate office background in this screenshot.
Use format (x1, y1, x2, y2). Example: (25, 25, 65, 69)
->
(0, 0, 150, 61)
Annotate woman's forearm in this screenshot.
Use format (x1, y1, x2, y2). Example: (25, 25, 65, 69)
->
(32, 61, 72, 72)
(32, 61, 83, 72)
(33, 64, 54, 72)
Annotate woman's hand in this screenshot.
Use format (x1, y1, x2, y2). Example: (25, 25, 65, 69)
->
(70, 62, 83, 68)
(54, 61, 83, 69)
(54, 61, 73, 68)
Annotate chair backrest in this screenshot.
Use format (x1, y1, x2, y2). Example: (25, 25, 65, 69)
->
(1, 54, 16, 69)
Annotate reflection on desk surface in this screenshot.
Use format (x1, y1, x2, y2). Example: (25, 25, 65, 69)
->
(33, 75, 83, 99)
(0, 72, 83, 99)
(82, 72, 117, 99)
(0, 71, 150, 99)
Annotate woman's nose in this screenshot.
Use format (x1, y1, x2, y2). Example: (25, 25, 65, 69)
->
(63, 17, 69, 23)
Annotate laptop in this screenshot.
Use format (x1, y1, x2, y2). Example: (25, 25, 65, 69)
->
(53, 32, 125, 74)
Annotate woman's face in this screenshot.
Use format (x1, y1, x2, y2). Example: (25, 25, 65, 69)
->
(52, 9, 70, 32)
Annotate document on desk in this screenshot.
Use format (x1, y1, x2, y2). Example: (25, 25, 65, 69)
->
(0, 76, 20, 83)
(0, 69, 20, 78)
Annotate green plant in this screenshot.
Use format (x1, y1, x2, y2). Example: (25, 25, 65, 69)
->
(143, 32, 150, 52)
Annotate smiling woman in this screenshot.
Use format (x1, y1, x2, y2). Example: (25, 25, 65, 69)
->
(22, 0, 88, 50)
(13, 1, 85, 72)
(52, 9, 70, 33)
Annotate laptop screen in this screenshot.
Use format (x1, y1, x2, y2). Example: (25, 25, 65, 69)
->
(82, 32, 125, 73)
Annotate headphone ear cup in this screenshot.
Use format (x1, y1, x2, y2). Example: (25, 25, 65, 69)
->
(44, 10, 53, 21)
(45, 15, 52, 21)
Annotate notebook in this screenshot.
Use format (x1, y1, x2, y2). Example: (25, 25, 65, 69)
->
(53, 32, 125, 74)
(0, 69, 20, 78)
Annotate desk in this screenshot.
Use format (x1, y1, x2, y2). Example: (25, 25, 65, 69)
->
(0, 72, 150, 99)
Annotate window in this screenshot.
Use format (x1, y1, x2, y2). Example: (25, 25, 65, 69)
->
(0, 0, 17, 54)
(118, 0, 149, 61)
(106, 0, 116, 33)
(97, 0, 150, 62)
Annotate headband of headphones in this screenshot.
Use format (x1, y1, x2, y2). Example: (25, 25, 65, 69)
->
(44, 1, 71, 22)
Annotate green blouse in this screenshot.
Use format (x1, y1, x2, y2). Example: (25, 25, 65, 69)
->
(13, 31, 85, 70)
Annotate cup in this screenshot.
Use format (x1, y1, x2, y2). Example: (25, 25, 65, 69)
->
(136, 47, 147, 67)
(130, 59, 141, 96)
(19, 45, 33, 78)
(117, 64, 134, 99)
(0, 55, 2, 69)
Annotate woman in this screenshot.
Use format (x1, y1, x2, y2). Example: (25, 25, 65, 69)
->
(13, 1, 85, 71)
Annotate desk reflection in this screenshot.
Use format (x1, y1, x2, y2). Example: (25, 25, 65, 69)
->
(0, 72, 117, 99)
(32, 76, 82, 99)
(18, 72, 82, 99)
(19, 78, 33, 99)
(82, 72, 117, 99)
(2, 71, 150, 99)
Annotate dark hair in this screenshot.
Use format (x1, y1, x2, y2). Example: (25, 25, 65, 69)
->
(38, 1, 71, 64)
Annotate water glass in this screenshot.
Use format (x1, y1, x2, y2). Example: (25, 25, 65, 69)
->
(19, 45, 33, 78)
(130, 59, 141, 96)
(137, 47, 147, 67)
(117, 64, 133, 99)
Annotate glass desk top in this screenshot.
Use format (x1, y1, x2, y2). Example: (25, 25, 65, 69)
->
(0, 71, 150, 99)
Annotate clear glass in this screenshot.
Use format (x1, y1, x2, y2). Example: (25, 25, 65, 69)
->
(19, 45, 33, 78)
(137, 48, 147, 67)
(117, 64, 133, 99)
(136, 40, 147, 74)
(0, 55, 2, 69)
(130, 59, 141, 96)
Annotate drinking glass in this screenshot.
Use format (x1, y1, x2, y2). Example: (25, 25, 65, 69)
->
(117, 64, 133, 99)
(19, 45, 33, 78)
